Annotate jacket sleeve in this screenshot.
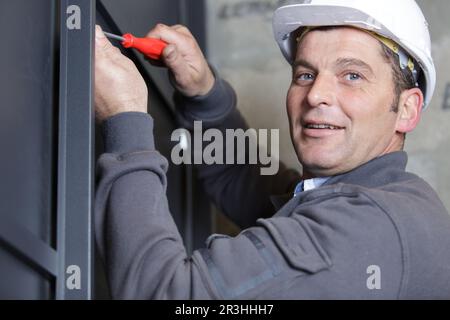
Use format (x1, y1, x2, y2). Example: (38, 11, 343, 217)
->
(95, 112, 404, 300)
(172, 68, 301, 228)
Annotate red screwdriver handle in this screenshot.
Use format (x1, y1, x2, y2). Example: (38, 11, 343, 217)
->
(122, 33, 167, 60)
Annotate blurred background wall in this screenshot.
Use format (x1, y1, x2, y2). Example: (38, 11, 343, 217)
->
(206, 0, 450, 214)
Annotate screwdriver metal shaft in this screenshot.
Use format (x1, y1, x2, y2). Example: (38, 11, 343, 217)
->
(104, 31, 125, 42)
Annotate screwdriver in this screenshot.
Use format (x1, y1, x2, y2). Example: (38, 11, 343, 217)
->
(104, 31, 167, 60)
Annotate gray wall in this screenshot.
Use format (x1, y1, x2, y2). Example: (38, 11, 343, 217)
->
(206, 0, 450, 212)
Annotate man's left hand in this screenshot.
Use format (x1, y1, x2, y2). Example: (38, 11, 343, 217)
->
(95, 25, 148, 123)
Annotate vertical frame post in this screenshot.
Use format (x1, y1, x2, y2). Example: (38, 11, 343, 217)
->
(56, 0, 95, 299)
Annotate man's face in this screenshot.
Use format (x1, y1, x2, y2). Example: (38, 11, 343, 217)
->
(287, 27, 402, 178)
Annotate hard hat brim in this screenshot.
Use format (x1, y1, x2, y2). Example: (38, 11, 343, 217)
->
(272, 4, 436, 109)
(273, 4, 398, 64)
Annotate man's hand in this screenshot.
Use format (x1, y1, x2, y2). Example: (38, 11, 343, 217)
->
(95, 25, 148, 123)
(146, 24, 215, 97)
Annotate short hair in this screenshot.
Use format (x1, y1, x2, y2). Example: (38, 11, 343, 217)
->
(380, 45, 417, 113)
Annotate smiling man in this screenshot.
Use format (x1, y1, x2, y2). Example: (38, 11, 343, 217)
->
(95, 0, 450, 299)
(288, 26, 422, 178)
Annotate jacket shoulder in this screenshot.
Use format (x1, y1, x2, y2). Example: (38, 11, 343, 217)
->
(318, 177, 450, 299)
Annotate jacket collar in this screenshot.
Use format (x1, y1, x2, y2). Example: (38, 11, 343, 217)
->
(270, 151, 409, 212)
(322, 151, 409, 189)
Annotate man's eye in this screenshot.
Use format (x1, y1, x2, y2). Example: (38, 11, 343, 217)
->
(345, 73, 362, 81)
(296, 73, 315, 81)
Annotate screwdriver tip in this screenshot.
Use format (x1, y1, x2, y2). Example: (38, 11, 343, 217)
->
(103, 31, 125, 42)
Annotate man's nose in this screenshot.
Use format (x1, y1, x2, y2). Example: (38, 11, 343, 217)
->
(306, 73, 336, 108)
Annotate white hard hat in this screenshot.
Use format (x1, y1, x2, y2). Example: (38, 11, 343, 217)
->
(273, 0, 436, 110)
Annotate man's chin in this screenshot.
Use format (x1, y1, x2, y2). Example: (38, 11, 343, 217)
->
(298, 151, 344, 177)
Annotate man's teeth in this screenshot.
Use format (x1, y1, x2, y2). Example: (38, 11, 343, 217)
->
(305, 124, 342, 130)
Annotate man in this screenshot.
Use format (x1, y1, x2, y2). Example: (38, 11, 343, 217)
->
(95, 0, 450, 299)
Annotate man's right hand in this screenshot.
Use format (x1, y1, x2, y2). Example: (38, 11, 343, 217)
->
(145, 24, 215, 97)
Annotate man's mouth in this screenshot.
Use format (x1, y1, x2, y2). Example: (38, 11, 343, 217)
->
(303, 123, 344, 130)
(301, 121, 345, 138)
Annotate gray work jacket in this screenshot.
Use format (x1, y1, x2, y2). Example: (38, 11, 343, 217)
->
(95, 74, 450, 300)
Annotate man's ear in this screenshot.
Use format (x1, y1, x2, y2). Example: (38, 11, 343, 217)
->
(395, 88, 423, 134)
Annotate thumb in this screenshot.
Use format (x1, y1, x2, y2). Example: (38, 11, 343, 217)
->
(95, 25, 114, 55)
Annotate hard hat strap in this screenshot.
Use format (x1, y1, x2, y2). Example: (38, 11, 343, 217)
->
(366, 31, 420, 85)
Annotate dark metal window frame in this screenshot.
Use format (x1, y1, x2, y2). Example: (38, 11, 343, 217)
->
(56, 0, 95, 299)
(0, 0, 95, 300)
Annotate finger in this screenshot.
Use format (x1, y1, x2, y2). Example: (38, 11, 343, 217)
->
(95, 25, 129, 65)
(145, 23, 167, 39)
(145, 23, 191, 48)
(95, 25, 114, 55)
(170, 24, 193, 37)
(161, 44, 191, 82)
